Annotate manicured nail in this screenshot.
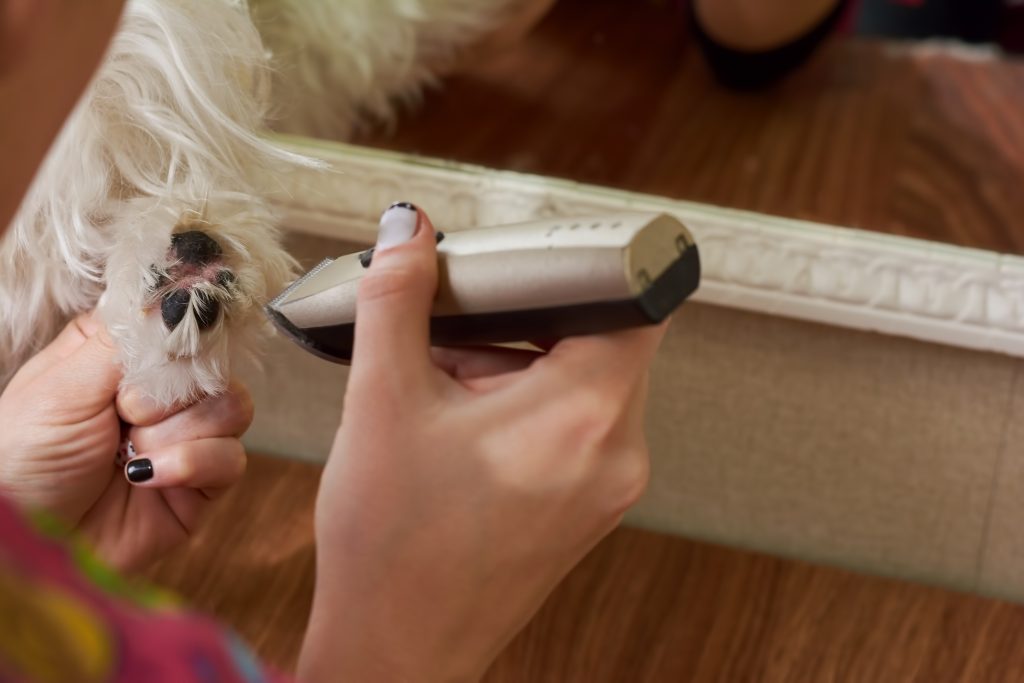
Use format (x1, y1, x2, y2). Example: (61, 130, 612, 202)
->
(125, 458, 154, 484)
(376, 202, 419, 251)
(359, 230, 444, 269)
(115, 416, 134, 465)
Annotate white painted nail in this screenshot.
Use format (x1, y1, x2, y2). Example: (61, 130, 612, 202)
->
(377, 202, 419, 251)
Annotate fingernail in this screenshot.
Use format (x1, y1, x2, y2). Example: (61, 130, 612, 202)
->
(119, 388, 159, 422)
(376, 202, 419, 251)
(77, 312, 103, 337)
(125, 458, 154, 484)
(359, 230, 444, 269)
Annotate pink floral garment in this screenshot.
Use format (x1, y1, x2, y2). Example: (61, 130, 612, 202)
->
(0, 493, 291, 683)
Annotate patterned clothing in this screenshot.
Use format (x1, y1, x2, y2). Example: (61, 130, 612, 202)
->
(0, 494, 290, 683)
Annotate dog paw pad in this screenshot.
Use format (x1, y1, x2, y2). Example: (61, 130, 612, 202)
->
(156, 230, 230, 332)
(160, 289, 221, 331)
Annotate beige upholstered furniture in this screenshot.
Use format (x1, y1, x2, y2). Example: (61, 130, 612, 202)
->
(243, 136, 1024, 600)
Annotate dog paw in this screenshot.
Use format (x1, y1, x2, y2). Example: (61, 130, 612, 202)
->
(100, 198, 296, 408)
(154, 230, 235, 337)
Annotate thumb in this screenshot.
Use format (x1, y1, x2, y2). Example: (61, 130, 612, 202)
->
(349, 202, 439, 387)
(37, 315, 122, 409)
(7, 313, 117, 392)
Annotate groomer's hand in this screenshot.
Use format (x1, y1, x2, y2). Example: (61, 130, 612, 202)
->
(0, 313, 252, 571)
(299, 204, 667, 683)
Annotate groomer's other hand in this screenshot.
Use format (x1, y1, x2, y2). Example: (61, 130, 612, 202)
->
(0, 312, 253, 570)
(299, 204, 667, 683)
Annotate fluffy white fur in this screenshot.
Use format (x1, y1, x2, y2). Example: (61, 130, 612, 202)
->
(0, 0, 514, 406)
(250, 0, 514, 137)
(1, 0, 304, 406)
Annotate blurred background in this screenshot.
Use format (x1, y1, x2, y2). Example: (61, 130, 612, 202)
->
(857, 0, 1023, 49)
(353, 0, 1024, 253)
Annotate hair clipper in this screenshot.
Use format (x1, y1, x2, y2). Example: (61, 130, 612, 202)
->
(265, 211, 700, 363)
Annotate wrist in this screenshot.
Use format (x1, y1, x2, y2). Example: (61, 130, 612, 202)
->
(298, 562, 485, 683)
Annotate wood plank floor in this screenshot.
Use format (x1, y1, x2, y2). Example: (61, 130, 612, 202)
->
(355, 0, 1024, 254)
(146, 454, 1024, 682)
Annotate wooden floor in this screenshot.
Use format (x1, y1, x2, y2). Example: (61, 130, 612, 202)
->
(356, 0, 1024, 254)
(147, 454, 1024, 682)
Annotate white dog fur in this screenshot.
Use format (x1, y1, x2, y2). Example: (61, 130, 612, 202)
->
(249, 0, 512, 138)
(0, 0, 514, 406)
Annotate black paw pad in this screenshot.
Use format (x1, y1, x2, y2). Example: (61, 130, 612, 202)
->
(171, 230, 222, 265)
(161, 289, 220, 331)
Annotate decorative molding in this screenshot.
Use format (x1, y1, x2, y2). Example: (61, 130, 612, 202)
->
(259, 134, 1024, 358)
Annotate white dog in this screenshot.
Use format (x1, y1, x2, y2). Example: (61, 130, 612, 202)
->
(0, 0, 520, 406)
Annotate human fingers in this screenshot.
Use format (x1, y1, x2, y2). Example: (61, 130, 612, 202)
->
(523, 320, 669, 396)
(6, 312, 117, 395)
(126, 383, 253, 452)
(116, 387, 184, 427)
(348, 203, 440, 393)
(123, 437, 246, 492)
(430, 345, 543, 384)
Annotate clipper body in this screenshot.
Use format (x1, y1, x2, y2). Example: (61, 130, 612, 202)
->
(266, 212, 700, 363)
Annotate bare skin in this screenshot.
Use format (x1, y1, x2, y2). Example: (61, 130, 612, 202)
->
(695, 0, 842, 51)
(298, 209, 663, 682)
(0, 0, 128, 233)
(0, 317, 254, 571)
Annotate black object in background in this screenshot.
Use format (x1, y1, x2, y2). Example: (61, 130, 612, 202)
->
(855, 0, 1011, 46)
(689, 0, 851, 90)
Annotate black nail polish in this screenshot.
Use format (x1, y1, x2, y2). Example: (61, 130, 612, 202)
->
(387, 201, 417, 212)
(358, 230, 444, 269)
(125, 458, 154, 483)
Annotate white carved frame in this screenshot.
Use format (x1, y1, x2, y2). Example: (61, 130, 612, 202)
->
(262, 134, 1024, 358)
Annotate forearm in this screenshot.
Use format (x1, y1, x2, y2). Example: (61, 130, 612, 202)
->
(0, 0, 127, 229)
